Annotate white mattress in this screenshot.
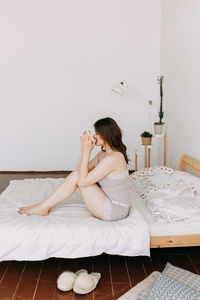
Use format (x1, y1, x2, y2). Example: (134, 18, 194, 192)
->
(132, 190, 200, 236)
(0, 178, 150, 261)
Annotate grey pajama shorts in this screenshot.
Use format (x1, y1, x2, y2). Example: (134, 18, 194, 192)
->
(103, 198, 130, 221)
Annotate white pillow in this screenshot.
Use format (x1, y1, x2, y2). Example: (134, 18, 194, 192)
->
(171, 170, 200, 187)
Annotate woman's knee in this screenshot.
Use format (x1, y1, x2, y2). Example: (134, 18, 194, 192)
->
(66, 170, 79, 183)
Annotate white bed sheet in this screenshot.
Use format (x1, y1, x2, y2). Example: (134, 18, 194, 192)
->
(132, 188, 200, 236)
(0, 178, 150, 261)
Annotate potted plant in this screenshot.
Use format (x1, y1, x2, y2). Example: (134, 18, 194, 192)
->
(154, 76, 165, 134)
(141, 131, 153, 145)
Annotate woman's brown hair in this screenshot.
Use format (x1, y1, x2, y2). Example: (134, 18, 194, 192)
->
(94, 117, 129, 164)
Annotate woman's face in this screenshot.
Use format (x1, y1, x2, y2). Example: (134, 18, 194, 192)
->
(93, 131, 105, 147)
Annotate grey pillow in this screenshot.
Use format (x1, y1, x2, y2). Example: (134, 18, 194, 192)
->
(138, 273, 200, 300)
(163, 262, 200, 292)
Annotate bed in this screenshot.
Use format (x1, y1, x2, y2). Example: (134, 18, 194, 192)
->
(150, 154, 200, 248)
(130, 154, 200, 248)
(0, 154, 200, 261)
(0, 176, 150, 261)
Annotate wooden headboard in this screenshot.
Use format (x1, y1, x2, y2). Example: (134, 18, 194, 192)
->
(180, 154, 200, 175)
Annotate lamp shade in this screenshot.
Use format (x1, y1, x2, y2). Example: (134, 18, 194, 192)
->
(111, 81, 127, 95)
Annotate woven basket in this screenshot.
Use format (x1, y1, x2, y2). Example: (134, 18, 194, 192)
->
(141, 137, 152, 145)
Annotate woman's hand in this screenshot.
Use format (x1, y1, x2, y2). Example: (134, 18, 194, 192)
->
(80, 131, 95, 154)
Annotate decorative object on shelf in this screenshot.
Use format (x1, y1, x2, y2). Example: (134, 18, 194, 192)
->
(154, 75, 165, 134)
(141, 131, 153, 145)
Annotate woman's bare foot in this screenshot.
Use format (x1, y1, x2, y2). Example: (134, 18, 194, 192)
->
(18, 203, 50, 216)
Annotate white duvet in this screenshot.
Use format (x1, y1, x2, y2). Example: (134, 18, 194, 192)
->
(0, 178, 150, 261)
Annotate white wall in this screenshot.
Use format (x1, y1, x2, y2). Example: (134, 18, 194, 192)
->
(0, 0, 161, 170)
(161, 0, 200, 169)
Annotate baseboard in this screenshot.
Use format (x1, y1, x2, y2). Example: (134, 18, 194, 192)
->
(0, 170, 135, 175)
(0, 170, 71, 174)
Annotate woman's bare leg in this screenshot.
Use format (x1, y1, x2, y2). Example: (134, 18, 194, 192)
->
(19, 170, 107, 219)
(19, 171, 79, 215)
(78, 185, 107, 220)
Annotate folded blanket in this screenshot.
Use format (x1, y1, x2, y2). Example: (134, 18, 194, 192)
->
(144, 180, 200, 223)
(130, 167, 200, 223)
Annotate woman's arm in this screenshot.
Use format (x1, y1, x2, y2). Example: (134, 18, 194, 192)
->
(78, 131, 96, 184)
(75, 151, 83, 171)
(88, 152, 100, 171)
(76, 150, 100, 171)
(78, 156, 116, 187)
(78, 131, 116, 187)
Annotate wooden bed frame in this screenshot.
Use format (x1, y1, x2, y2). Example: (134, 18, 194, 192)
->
(150, 154, 200, 248)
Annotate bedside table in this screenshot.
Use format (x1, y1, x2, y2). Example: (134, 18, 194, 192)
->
(134, 133, 167, 171)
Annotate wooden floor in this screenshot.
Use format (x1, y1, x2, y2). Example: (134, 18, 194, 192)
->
(0, 173, 200, 300)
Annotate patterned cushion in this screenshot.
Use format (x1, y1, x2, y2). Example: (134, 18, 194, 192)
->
(138, 273, 200, 300)
(163, 262, 200, 293)
(129, 166, 175, 196)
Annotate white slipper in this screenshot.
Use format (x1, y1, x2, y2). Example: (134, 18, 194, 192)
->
(57, 269, 87, 292)
(73, 271, 101, 294)
(75, 269, 88, 276)
(57, 271, 77, 292)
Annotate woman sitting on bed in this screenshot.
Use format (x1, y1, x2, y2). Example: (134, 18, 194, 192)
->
(19, 117, 130, 221)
